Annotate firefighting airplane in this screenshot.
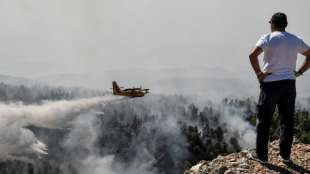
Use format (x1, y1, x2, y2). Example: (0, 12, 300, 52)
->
(112, 81, 149, 97)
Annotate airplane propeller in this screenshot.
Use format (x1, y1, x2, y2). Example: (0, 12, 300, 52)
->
(143, 89, 150, 92)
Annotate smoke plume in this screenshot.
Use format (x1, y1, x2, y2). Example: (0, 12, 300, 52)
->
(0, 93, 258, 174)
(0, 95, 123, 160)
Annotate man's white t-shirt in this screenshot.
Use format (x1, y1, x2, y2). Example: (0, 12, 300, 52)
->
(256, 31, 310, 82)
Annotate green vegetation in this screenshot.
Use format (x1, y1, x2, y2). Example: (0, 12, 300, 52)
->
(0, 83, 309, 174)
(233, 97, 310, 144)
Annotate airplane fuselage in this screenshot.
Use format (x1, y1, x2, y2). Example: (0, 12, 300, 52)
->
(113, 90, 145, 97)
(112, 81, 148, 98)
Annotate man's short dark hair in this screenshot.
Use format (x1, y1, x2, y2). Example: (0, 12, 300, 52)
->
(270, 12, 288, 29)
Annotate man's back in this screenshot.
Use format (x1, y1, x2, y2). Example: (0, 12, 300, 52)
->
(256, 31, 309, 82)
(248, 12, 310, 164)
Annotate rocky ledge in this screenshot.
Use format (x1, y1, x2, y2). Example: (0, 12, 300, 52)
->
(184, 140, 310, 174)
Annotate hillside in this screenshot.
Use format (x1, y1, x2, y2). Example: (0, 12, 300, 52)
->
(0, 74, 36, 86)
(0, 82, 309, 174)
(184, 139, 310, 174)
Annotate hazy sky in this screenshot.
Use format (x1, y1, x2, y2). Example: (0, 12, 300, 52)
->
(0, 0, 309, 78)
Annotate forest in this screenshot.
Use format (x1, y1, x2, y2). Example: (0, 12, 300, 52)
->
(0, 83, 309, 174)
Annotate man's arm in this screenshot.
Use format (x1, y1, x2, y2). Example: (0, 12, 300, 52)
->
(296, 49, 310, 77)
(249, 47, 271, 82)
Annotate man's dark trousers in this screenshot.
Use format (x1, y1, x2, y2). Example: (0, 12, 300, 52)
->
(256, 79, 296, 160)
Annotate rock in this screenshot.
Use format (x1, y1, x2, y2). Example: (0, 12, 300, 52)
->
(216, 166, 228, 174)
(184, 139, 310, 174)
(224, 169, 235, 174)
(239, 150, 248, 157)
(239, 162, 249, 169)
(228, 158, 236, 162)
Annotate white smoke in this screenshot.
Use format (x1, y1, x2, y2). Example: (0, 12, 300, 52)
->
(81, 155, 116, 174)
(59, 109, 157, 174)
(72, 96, 257, 174)
(0, 95, 123, 160)
(0, 93, 259, 174)
(221, 105, 256, 148)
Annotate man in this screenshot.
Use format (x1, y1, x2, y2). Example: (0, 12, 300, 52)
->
(248, 12, 310, 164)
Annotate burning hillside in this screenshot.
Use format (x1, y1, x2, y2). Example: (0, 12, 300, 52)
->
(0, 83, 309, 174)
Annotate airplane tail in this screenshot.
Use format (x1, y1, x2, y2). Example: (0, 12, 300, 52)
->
(112, 81, 121, 94)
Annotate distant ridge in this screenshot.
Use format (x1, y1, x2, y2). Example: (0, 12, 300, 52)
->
(0, 74, 37, 86)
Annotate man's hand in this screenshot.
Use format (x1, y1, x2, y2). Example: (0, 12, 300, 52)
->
(249, 47, 268, 82)
(256, 72, 272, 82)
(294, 71, 303, 77)
(296, 49, 310, 77)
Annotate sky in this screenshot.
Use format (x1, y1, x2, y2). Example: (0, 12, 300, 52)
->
(0, 0, 309, 97)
